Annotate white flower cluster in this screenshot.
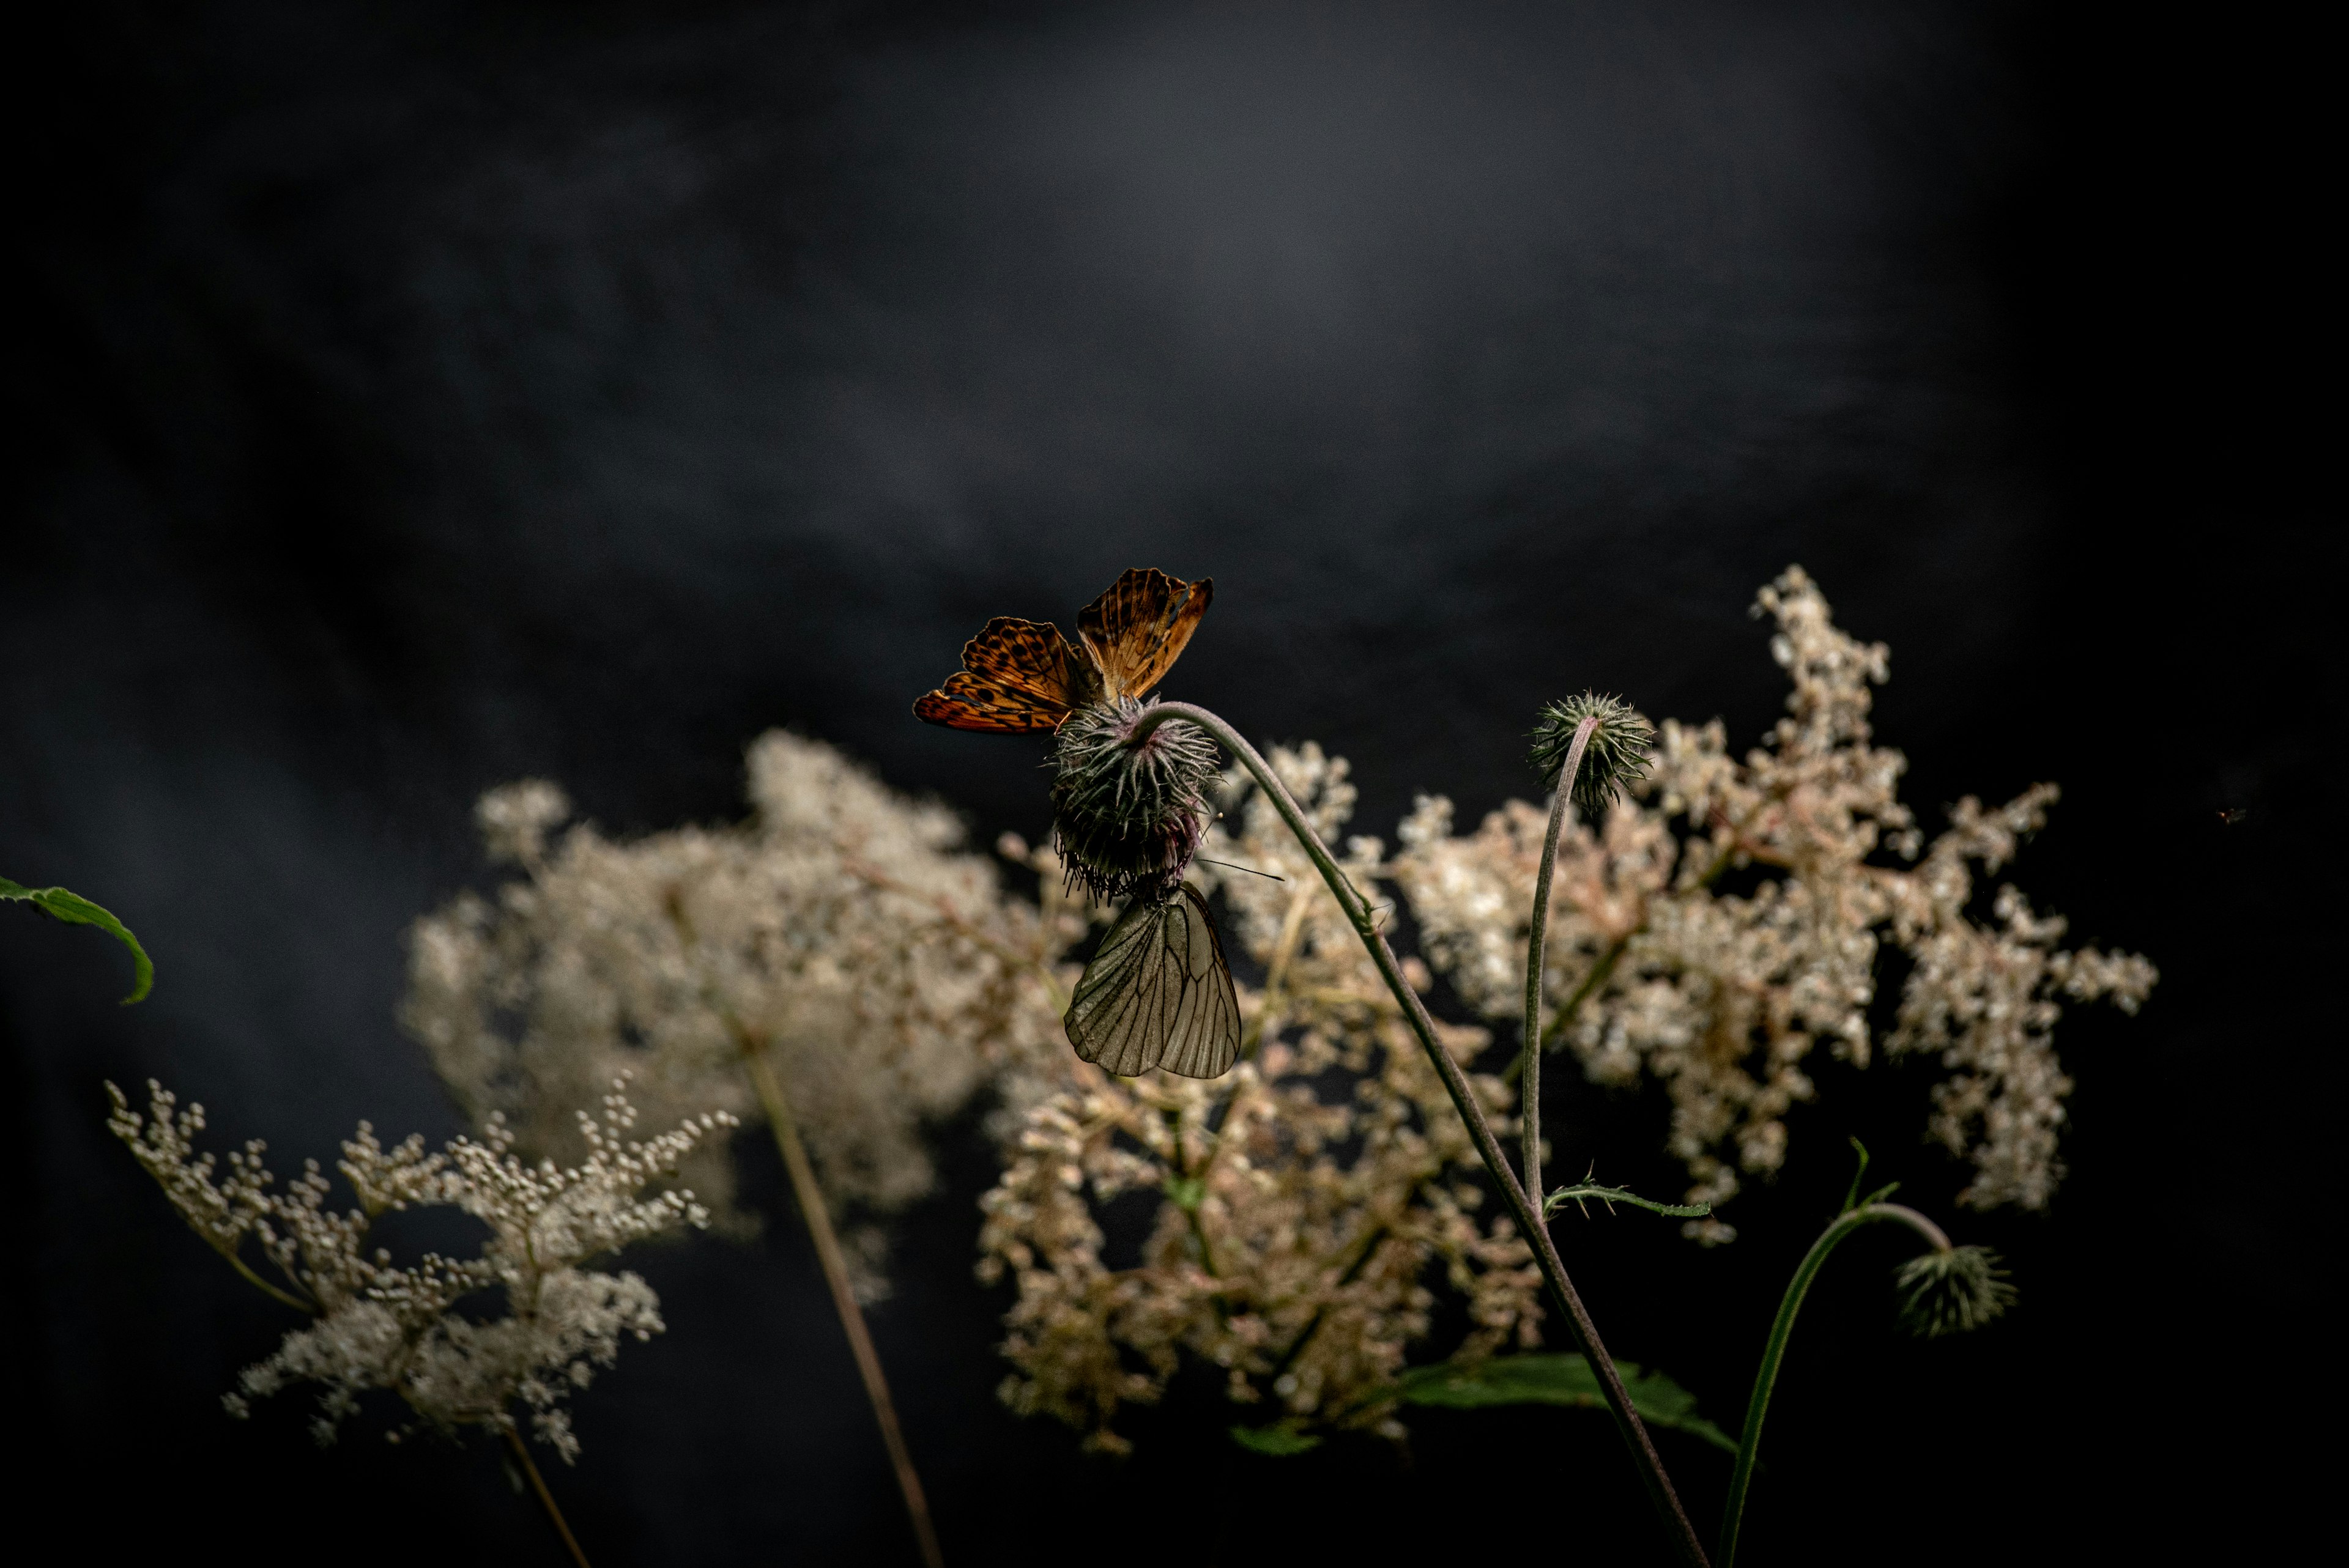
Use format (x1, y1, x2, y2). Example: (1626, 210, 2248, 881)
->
(979, 745, 1542, 1453)
(403, 732, 1078, 1295)
(107, 1077, 732, 1460)
(1389, 568, 2156, 1238)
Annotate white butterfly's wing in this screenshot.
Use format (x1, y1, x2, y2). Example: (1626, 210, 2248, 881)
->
(1066, 893, 1175, 1075)
(1064, 884, 1240, 1080)
(1154, 886, 1241, 1079)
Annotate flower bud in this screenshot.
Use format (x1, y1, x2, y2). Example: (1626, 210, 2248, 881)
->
(1527, 692, 1655, 819)
(1050, 698, 1219, 904)
(1893, 1244, 2015, 1337)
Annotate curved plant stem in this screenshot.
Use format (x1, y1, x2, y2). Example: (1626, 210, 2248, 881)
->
(1521, 713, 1598, 1212)
(216, 1246, 316, 1314)
(1137, 701, 1710, 1568)
(740, 1044, 946, 1568)
(1716, 1201, 1950, 1568)
(504, 1424, 593, 1568)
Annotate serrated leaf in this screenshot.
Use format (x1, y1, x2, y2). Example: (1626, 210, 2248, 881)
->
(2, 876, 152, 1004)
(1228, 1422, 1322, 1456)
(1392, 1354, 1737, 1453)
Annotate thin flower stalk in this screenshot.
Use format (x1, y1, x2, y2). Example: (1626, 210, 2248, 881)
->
(740, 1035, 944, 1568)
(1127, 700, 1710, 1568)
(665, 887, 946, 1568)
(1519, 711, 1598, 1211)
(1716, 1186, 1996, 1568)
(505, 1426, 595, 1568)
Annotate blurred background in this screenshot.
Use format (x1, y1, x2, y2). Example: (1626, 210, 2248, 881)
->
(7, 2, 2325, 1563)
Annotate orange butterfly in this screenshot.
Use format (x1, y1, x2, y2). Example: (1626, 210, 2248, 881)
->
(913, 568, 1214, 733)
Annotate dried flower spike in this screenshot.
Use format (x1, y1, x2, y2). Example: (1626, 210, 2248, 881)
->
(1893, 1244, 2016, 1337)
(1528, 692, 1654, 820)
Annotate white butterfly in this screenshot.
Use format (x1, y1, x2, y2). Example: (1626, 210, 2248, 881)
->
(1064, 883, 1241, 1079)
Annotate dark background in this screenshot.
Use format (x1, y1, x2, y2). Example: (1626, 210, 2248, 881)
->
(6, 2, 2328, 1564)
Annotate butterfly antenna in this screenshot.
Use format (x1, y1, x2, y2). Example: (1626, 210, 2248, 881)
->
(1197, 857, 1286, 882)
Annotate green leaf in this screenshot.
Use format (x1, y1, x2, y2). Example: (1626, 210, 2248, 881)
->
(1228, 1422, 1322, 1456)
(1163, 1175, 1206, 1211)
(1393, 1354, 1737, 1454)
(2, 876, 152, 1004)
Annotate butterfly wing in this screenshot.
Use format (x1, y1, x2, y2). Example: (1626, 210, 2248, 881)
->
(913, 616, 1102, 733)
(1074, 568, 1214, 703)
(1064, 883, 1240, 1079)
(1153, 884, 1242, 1079)
(1064, 892, 1171, 1076)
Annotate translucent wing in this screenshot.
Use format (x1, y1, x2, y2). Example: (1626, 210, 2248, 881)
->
(1064, 884, 1241, 1079)
(1064, 893, 1172, 1076)
(914, 616, 1103, 733)
(1075, 568, 1214, 703)
(1153, 885, 1242, 1079)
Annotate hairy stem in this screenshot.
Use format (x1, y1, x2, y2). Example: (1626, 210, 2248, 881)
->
(741, 1044, 946, 1568)
(1138, 701, 1709, 1568)
(1717, 1202, 1950, 1568)
(505, 1424, 593, 1568)
(1521, 714, 1598, 1213)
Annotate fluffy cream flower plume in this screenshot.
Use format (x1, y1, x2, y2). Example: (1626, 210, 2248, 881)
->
(107, 1076, 732, 1461)
(979, 743, 1543, 1454)
(408, 731, 1093, 1568)
(978, 567, 2151, 1466)
(403, 731, 1080, 1295)
(1389, 566, 2157, 1238)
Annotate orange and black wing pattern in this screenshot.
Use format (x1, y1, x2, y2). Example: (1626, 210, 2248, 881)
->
(1075, 568, 1213, 703)
(913, 616, 1103, 733)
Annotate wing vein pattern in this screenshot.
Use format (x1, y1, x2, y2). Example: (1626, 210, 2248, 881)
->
(1065, 884, 1239, 1079)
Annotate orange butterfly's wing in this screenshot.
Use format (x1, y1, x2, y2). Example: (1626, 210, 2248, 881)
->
(913, 616, 1101, 733)
(1074, 568, 1214, 702)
